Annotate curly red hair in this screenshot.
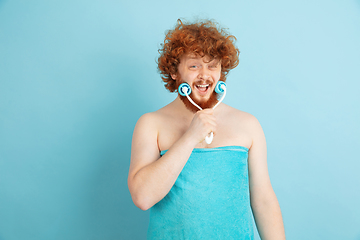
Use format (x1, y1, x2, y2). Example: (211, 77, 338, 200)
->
(158, 19, 240, 92)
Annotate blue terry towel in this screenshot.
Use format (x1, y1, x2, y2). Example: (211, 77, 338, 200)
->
(148, 146, 254, 240)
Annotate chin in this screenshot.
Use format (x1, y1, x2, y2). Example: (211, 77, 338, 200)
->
(180, 91, 219, 113)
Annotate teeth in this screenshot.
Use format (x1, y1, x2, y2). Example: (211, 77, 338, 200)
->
(197, 84, 209, 88)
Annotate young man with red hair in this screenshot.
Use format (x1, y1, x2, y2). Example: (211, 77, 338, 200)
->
(128, 19, 285, 239)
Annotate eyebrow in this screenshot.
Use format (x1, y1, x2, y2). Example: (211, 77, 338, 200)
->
(186, 56, 219, 64)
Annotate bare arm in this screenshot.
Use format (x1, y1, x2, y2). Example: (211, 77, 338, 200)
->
(128, 109, 216, 210)
(248, 116, 286, 239)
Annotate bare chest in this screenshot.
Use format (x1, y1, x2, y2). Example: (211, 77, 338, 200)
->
(157, 115, 252, 151)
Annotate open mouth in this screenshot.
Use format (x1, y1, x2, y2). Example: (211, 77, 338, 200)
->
(195, 84, 210, 93)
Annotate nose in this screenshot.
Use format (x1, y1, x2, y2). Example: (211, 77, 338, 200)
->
(198, 67, 211, 80)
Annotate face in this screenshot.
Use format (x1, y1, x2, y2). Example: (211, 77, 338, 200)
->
(172, 54, 222, 112)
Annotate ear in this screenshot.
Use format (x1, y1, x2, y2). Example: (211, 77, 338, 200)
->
(171, 73, 177, 80)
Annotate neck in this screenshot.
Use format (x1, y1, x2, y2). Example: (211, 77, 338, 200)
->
(173, 96, 197, 117)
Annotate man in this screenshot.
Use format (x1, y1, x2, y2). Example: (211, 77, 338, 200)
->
(128, 19, 285, 239)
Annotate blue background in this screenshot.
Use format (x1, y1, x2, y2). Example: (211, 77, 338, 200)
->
(1, 0, 359, 239)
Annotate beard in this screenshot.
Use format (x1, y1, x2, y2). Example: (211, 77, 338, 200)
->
(176, 79, 220, 113)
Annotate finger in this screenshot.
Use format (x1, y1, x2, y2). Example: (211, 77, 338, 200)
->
(199, 108, 214, 114)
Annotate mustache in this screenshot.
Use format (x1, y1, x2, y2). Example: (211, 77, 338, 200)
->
(193, 80, 213, 86)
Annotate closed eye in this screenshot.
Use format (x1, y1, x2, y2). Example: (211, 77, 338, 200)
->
(208, 60, 220, 69)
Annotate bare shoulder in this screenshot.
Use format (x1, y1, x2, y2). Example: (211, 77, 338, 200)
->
(136, 111, 161, 128)
(133, 104, 175, 149)
(222, 104, 262, 129)
(218, 104, 263, 147)
(135, 105, 171, 129)
(132, 111, 160, 152)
